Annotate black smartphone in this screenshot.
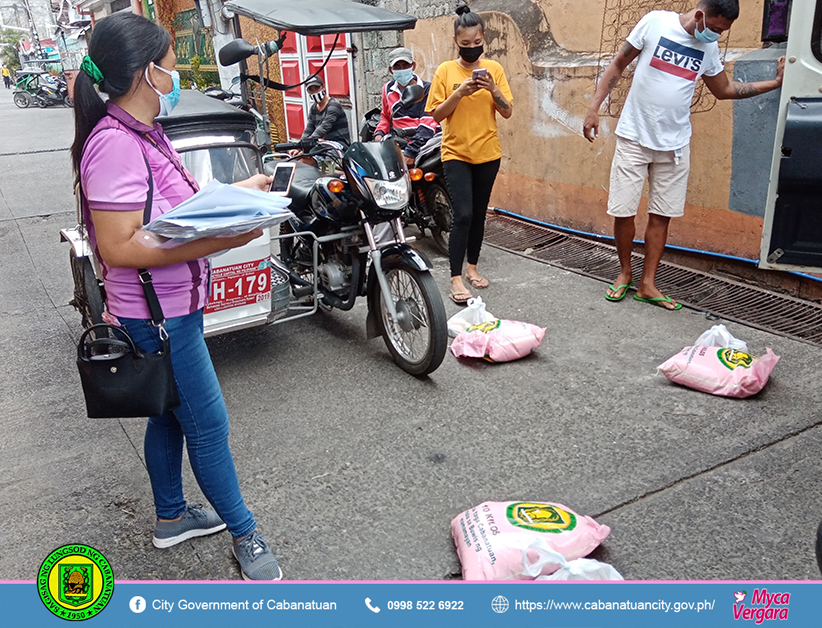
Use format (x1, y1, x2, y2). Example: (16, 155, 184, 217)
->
(269, 162, 296, 196)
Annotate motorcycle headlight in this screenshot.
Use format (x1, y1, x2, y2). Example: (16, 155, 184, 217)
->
(364, 176, 409, 210)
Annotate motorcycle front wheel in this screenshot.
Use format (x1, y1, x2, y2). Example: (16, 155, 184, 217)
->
(377, 261, 447, 377)
(12, 92, 29, 108)
(426, 183, 453, 257)
(64, 96, 74, 108)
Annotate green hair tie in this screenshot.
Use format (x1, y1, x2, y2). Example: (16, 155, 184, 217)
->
(80, 55, 104, 86)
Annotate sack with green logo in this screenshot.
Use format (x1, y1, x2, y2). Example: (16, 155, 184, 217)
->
(657, 346, 780, 398)
(451, 501, 611, 580)
(450, 319, 545, 362)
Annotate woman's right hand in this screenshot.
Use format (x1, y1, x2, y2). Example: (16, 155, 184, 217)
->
(455, 77, 479, 98)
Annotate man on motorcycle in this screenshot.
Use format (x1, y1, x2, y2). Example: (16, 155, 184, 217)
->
(373, 48, 439, 167)
(298, 76, 351, 147)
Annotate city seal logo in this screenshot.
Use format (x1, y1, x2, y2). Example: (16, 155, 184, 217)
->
(717, 349, 755, 370)
(37, 544, 114, 621)
(506, 502, 577, 534)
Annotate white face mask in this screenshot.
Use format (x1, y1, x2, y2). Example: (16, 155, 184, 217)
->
(310, 89, 326, 104)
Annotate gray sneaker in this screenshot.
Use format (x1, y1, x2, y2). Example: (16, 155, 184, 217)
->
(152, 504, 227, 549)
(232, 530, 283, 580)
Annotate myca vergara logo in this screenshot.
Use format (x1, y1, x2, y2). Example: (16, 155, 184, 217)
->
(37, 544, 114, 621)
(733, 588, 789, 624)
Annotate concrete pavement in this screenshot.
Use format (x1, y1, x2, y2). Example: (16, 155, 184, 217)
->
(1, 88, 821, 582)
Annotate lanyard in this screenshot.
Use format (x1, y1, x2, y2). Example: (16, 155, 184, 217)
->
(141, 131, 199, 193)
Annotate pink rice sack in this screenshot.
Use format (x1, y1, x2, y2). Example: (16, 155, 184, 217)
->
(450, 501, 612, 580)
(450, 319, 546, 362)
(658, 346, 780, 398)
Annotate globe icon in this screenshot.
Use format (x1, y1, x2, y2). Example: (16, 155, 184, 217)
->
(491, 596, 509, 614)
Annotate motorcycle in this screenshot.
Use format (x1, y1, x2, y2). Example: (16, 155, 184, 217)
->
(268, 134, 448, 376)
(13, 71, 72, 108)
(34, 75, 72, 108)
(360, 89, 453, 256)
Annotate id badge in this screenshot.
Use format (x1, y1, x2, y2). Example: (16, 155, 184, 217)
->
(674, 147, 683, 166)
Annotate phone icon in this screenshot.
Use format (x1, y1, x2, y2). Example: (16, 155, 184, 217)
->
(365, 598, 381, 613)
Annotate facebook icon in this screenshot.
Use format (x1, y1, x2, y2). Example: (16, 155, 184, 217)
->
(129, 596, 147, 613)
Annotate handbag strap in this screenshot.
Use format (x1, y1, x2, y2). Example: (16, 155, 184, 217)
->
(135, 162, 167, 328)
(141, 131, 199, 193)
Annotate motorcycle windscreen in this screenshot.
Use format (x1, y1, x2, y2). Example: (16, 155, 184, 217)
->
(344, 140, 406, 182)
(223, 0, 416, 35)
(760, 1, 822, 271)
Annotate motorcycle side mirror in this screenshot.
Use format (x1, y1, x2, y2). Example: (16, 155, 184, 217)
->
(218, 39, 257, 67)
(231, 75, 242, 85)
(400, 84, 425, 108)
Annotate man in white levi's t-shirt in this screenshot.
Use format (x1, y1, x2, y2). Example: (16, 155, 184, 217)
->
(583, 0, 784, 311)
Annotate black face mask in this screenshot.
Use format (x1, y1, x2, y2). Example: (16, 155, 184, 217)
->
(459, 44, 484, 63)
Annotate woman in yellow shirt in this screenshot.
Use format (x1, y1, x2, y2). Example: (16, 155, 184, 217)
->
(426, 3, 513, 304)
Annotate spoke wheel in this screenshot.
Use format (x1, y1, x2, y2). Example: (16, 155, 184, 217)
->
(377, 262, 447, 376)
(427, 183, 453, 256)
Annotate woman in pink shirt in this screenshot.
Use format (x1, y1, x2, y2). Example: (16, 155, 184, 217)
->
(72, 12, 280, 581)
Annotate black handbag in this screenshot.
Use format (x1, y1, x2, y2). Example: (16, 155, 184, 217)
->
(76, 149, 180, 418)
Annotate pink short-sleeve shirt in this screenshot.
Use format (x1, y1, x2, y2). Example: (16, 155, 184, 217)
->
(80, 102, 208, 320)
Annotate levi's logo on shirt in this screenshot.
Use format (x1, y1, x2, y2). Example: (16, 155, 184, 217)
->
(650, 36, 703, 81)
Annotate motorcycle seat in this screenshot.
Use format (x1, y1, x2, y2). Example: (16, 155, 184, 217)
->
(288, 161, 323, 212)
(415, 133, 442, 166)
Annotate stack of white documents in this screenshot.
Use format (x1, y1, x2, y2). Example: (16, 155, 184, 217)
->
(143, 180, 294, 245)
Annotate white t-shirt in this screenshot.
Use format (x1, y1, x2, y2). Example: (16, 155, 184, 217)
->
(615, 11, 724, 152)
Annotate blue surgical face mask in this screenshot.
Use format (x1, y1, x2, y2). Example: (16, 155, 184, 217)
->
(146, 65, 180, 117)
(695, 14, 721, 44)
(392, 68, 414, 86)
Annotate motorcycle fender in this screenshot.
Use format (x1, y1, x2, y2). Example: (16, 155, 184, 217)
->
(378, 243, 432, 272)
(365, 307, 380, 340)
(60, 227, 94, 258)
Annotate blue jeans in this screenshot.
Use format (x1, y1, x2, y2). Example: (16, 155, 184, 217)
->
(120, 310, 256, 538)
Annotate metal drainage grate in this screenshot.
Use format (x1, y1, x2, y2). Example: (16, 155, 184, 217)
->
(484, 212, 822, 346)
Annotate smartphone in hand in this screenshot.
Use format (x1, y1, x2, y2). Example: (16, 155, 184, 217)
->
(269, 162, 296, 196)
(472, 68, 488, 81)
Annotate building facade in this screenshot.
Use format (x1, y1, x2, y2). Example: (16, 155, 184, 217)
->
(359, 0, 787, 266)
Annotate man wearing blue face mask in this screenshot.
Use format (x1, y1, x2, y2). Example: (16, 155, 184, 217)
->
(583, 0, 784, 311)
(374, 47, 439, 167)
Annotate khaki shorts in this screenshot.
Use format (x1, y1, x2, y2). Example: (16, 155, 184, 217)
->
(607, 137, 691, 218)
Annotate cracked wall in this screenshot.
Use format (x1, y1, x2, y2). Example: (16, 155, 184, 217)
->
(380, 0, 774, 259)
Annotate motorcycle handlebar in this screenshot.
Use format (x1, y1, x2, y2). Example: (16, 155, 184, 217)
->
(274, 138, 317, 153)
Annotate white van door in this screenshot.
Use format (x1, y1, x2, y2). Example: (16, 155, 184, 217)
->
(760, 0, 822, 271)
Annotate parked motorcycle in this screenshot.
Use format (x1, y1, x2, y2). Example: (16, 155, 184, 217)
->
(272, 136, 448, 375)
(359, 86, 453, 256)
(34, 75, 72, 108)
(13, 71, 72, 108)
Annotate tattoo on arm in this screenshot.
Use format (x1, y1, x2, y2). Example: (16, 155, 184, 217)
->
(607, 75, 619, 90)
(493, 95, 510, 110)
(733, 82, 760, 98)
(620, 42, 635, 58)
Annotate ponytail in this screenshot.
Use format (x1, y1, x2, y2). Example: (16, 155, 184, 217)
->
(71, 69, 107, 178)
(71, 12, 172, 178)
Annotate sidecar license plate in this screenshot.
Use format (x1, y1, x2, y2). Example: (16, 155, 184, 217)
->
(205, 259, 271, 314)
